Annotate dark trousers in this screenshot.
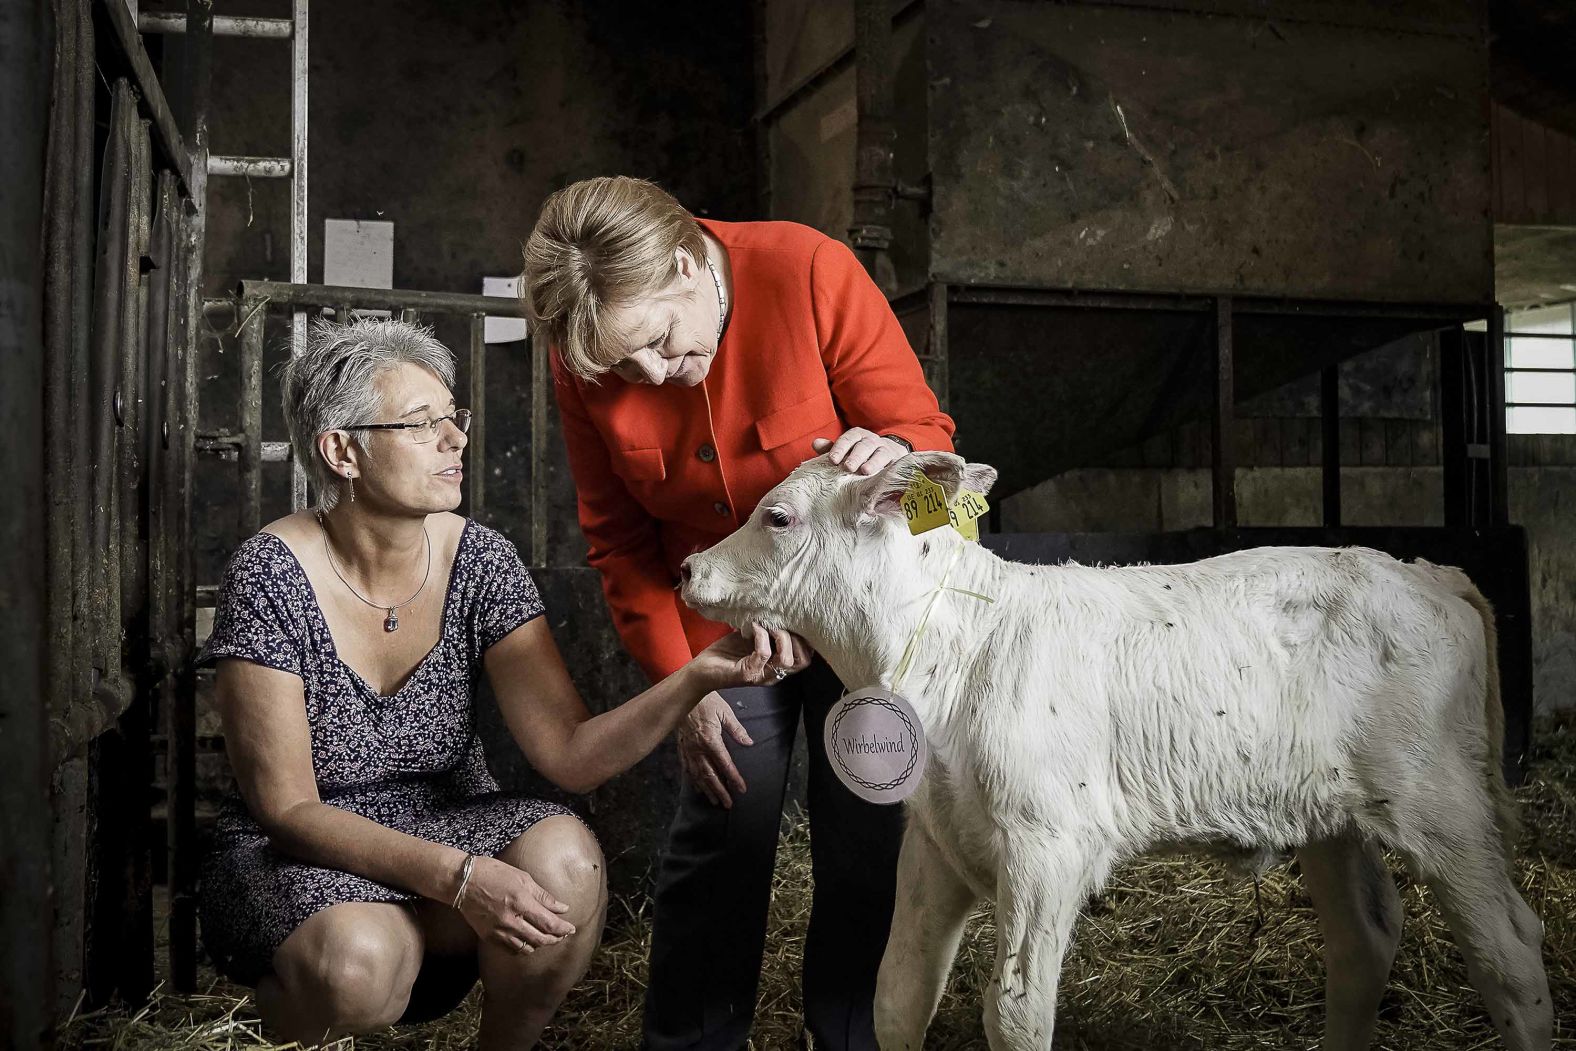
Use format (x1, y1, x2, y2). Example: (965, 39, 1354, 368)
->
(642, 659, 904, 1051)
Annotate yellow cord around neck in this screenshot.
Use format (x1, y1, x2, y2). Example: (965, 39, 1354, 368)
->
(889, 544, 995, 696)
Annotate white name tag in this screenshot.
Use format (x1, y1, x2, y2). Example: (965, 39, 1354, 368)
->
(823, 686, 928, 805)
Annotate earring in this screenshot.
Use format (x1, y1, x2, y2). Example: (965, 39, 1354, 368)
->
(346, 472, 355, 503)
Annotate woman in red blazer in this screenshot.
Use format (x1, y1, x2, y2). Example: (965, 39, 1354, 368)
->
(523, 176, 954, 1051)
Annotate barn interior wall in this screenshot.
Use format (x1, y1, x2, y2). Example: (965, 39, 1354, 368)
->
(1002, 433, 1576, 715)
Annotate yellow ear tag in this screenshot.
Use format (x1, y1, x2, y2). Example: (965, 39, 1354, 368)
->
(948, 488, 990, 542)
(901, 473, 952, 535)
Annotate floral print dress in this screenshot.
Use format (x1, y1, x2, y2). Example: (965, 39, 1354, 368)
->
(197, 519, 571, 985)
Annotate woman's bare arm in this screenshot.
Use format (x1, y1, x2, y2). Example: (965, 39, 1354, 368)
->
(484, 618, 796, 794)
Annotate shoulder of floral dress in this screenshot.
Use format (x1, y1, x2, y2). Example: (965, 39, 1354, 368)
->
(459, 520, 530, 568)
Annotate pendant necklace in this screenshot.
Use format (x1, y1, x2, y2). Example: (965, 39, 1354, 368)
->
(706, 255, 728, 342)
(316, 510, 431, 632)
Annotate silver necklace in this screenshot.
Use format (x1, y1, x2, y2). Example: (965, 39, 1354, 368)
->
(706, 256, 727, 342)
(316, 511, 431, 632)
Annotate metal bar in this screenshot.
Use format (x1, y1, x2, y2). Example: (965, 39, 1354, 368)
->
(54, 2, 97, 1003)
(206, 155, 291, 178)
(94, 0, 193, 195)
(66, 0, 97, 759)
(2, 0, 54, 1041)
(119, 116, 151, 626)
(1212, 297, 1237, 528)
(1488, 305, 1509, 525)
(1440, 327, 1468, 528)
(950, 286, 1213, 312)
(469, 313, 486, 522)
(530, 333, 549, 566)
(117, 107, 156, 1008)
(138, 11, 293, 37)
(239, 298, 264, 537)
(44, 0, 83, 763)
(290, 0, 309, 512)
(1320, 364, 1341, 527)
(90, 84, 135, 726)
(945, 283, 1494, 323)
(169, 20, 204, 974)
(239, 279, 531, 316)
(86, 88, 153, 1010)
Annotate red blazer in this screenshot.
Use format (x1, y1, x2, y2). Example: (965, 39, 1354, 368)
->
(552, 219, 955, 682)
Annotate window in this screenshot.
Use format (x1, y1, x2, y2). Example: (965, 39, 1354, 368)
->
(1505, 303, 1576, 435)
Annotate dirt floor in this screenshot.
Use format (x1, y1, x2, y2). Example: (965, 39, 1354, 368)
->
(58, 714, 1574, 1050)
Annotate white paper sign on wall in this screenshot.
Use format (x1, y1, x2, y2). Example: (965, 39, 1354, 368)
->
(483, 276, 528, 344)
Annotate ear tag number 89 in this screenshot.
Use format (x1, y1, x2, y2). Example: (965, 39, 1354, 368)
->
(901, 474, 952, 536)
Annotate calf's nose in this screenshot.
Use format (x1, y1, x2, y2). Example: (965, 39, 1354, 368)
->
(679, 557, 694, 585)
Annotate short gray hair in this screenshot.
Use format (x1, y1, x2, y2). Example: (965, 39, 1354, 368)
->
(281, 317, 456, 510)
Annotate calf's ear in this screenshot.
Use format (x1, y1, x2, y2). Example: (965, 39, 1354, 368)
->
(860, 450, 970, 517)
(963, 461, 998, 498)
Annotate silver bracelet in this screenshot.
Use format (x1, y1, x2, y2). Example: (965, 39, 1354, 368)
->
(451, 853, 477, 909)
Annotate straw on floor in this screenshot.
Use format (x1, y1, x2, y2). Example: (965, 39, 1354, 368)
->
(60, 713, 1574, 1050)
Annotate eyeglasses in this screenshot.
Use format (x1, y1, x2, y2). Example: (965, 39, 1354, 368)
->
(350, 409, 472, 444)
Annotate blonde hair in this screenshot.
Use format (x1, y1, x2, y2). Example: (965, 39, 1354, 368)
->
(521, 176, 707, 380)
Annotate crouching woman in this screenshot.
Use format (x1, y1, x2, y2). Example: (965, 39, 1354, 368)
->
(197, 318, 804, 1049)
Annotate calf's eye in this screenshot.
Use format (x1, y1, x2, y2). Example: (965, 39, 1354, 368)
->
(765, 507, 794, 529)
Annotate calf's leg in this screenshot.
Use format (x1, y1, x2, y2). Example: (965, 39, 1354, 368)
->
(1296, 835, 1402, 1051)
(873, 820, 977, 1050)
(982, 840, 1110, 1051)
(1392, 784, 1551, 1051)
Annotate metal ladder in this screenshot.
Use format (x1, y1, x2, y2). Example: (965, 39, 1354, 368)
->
(142, 0, 312, 511)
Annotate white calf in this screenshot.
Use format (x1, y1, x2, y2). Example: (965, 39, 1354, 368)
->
(679, 452, 1551, 1051)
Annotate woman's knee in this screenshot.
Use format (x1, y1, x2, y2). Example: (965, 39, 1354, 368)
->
(273, 906, 422, 1031)
(502, 816, 607, 921)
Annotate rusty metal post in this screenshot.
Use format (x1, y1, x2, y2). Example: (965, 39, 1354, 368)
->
(53, 0, 97, 1013)
(1212, 296, 1237, 528)
(469, 312, 486, 522)
(3, 0, 56, 1043)
(86, 104, 156, 1011)
(89, 83, 137, 730)
(119, 120, 152, 625)
(44, 0, 83, 748)
(849, 0, 897, 294)
(239, 295, 264, 537)
(166, 0, 211, 990)
(1320, 364, 1340, 526)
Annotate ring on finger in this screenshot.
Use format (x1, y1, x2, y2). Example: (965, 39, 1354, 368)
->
(772, 666, 788, 681)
